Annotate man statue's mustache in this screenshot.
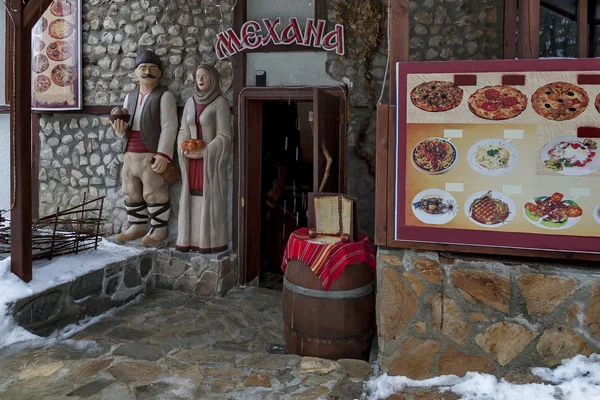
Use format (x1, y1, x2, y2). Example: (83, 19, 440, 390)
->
(141, 74, 156, 79)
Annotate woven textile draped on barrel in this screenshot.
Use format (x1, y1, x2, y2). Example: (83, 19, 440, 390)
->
(281, 228, 376, 290)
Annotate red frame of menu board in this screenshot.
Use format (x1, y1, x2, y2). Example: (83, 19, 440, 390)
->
(391, 58, 600, 259)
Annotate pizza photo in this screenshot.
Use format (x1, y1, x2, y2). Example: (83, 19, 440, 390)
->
(46, 40, 73, 62)
(34, 75, 52, 94)
(468, 85, 527, 120)
(32, 54, 50, 74)
(410, 81, 463, 112)
(50, 0, 75, 17)
(33, 17, 48, 35)
(48, 19, 74, 39)
(595, 93, 600, 114)
(51, 64, 77, 87)
(33, 37, 46, 53)
(531, 81, 589, 121)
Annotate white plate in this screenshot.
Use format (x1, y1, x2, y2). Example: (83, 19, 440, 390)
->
(522, 195, 582, 230)
(411, 137, 458, 175)
(411, 189, 458, 225)
(540, 136, 600, 176)
(593, 204, 600, 225)
(467, 139, 519, 176)
(464, 190, 516, 228)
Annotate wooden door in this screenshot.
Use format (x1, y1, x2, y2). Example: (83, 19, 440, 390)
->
(313, 89, 343, 192)
(242, 99, 263, 285)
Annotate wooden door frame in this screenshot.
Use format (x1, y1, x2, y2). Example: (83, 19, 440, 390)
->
(236, 87, 347, 285)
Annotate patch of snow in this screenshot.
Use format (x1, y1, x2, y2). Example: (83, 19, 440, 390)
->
(0, 241, 144, 348)
(366, 354, 600, 400)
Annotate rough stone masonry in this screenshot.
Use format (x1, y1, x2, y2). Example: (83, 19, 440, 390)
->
(377, 249, 600, 379)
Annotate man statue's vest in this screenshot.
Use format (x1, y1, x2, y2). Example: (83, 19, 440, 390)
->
(124, 86, 167, 153)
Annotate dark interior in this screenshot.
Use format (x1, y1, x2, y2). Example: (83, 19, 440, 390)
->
(260, 100, 314, 288)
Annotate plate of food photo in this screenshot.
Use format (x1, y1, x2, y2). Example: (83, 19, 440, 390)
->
(465, 190, 515, 228)
(523, 192, 583, 230)
(411, 189, 459, 225)
(541, 136, 599, 176)
(467, 138, 519, 176)
(411, 137, 458, 175)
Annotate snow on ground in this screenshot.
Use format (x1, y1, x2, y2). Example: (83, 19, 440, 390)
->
(0, 240, 144, 348)
(366, 354, 600, 400)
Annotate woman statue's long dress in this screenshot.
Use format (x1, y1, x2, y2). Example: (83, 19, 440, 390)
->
(176, 65, 232, 253)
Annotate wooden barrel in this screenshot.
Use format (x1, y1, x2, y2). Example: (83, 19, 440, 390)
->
(282, 259, 375, 361)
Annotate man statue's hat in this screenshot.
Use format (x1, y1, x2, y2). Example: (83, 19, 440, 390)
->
(135, 50, 162, 71)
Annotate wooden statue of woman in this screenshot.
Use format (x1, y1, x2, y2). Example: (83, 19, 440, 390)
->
(176, 64, 232, 253)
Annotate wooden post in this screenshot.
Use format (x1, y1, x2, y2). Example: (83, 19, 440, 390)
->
(503, 0, 517, 59)
(9, 0, 33, 282)
(389, 0, 409, 105)
(517, 0, 540, 59)
(578, 0, 589, 58)
(7, 0, 54, 281)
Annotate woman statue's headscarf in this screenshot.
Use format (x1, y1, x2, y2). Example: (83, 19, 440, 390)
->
(193, 64, 222, 105)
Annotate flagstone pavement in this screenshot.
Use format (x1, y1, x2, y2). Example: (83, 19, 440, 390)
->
(0, 287, 458, 400)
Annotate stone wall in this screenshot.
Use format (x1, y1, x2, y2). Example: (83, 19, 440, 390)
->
(408, 0, 504, 61)
(38, 0, 234, 237)
(9, 251, 154, 336)
(153, 249, 238, 297)
(8, 247, 237, 337)
(376, 248, 600, 379)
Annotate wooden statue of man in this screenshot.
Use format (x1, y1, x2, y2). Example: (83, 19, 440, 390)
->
(110, 50, 178, 246)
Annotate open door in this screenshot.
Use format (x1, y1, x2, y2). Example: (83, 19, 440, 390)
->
(242, 99, 263, 285)
(313, 89, 344, 193)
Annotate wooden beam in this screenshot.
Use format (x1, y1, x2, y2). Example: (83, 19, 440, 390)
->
(504, 0, 517, 59)
(578, 0, 589, 58)
(518, 0, 540, 59)
(389, 0, 409, 105)
(374, 105, 389, 246)
(24, 0, 54, 29)
(9, 0, 33, 282)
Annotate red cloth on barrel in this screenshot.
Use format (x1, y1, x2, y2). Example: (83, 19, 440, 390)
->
(281, 228, 376, 290)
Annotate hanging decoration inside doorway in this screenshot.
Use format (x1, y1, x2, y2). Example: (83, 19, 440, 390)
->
(215, 17, 345, 60)
(30, 0, 83, 111)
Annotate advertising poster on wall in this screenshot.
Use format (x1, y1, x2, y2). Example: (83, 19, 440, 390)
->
(30, 0, 82, 111)
(395, 59, 600, 255)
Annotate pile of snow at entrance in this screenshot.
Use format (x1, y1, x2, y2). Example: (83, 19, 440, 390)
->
(366, 354, 600, 400)
(0, 241, 144, 348)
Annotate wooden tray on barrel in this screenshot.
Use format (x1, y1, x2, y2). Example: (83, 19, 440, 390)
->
(307, 192, 358, 243)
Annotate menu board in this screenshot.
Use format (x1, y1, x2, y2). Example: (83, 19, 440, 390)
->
(31, 0, 82, 111)
(395, 59, 600, 255)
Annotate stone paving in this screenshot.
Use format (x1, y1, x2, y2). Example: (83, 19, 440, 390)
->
(0, 287, 455, 400)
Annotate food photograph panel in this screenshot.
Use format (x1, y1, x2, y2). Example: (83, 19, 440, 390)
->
(394, 59, 600, 255)
(31, 0, 82, 111)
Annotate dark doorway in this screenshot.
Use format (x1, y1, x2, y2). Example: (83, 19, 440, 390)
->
(237, 87, 347, 287)
(260, 101, 314, 289)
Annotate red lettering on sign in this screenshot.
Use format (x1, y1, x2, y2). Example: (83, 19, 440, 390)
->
(322, 24, 345, 56)
(280, 17, 304, 45)
(215, 28, 243, 59)
(241, 21, 261, 49)
(262, 18, 282, 46)
(215, 18, 345, 60)
(303, 18, 325, 47)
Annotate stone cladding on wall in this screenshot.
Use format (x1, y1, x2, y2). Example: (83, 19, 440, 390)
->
(377, 249, 600, 378)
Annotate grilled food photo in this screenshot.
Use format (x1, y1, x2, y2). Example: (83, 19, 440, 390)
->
(468, 190, 511, 225)
(524, 192, 582, 229)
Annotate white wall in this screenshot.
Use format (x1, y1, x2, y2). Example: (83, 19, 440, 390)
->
(247, 0, 314, 35)
(246, 52, 340, 86)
